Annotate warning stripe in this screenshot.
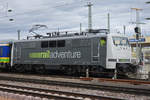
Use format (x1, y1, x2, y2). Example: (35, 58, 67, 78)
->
(0, 44, 9, 46)
(0, 57, 10, 63)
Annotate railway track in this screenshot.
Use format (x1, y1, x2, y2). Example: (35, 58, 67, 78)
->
(0, 74, 150, 96)
(0, 83, 121, 100)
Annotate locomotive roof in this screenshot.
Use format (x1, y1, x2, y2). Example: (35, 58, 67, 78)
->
(13, 33, 128, 43)
(13, 33, 108, 43)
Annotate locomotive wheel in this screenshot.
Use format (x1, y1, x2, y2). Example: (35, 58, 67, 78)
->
(35, 65, 45, 74)
(66, 67, 74, 75)
(13, 65, 25, 73)
(91, 66, 104, 77)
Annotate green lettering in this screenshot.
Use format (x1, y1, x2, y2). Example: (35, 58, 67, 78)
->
(29, 50, 50, 59)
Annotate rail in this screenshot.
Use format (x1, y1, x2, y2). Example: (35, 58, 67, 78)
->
(0, 75, 149, 96)
(0, 83, 121, 100)
(80, 77, 150, 85)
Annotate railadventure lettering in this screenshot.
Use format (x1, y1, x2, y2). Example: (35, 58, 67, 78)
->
(29, 50, 81, 59)
(29, 50, 50, 58)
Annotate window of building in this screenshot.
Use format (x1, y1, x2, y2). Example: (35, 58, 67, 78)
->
(57, 40, 65, 47)
(49, 41, 56, 47)
(41, 41, 48, 48)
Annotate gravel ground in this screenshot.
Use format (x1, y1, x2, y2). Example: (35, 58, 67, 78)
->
(0, 80, 149, 100)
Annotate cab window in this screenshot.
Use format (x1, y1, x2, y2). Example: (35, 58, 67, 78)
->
(57, 40, 65, 47)
(49, 41, 56, 47)
(113, 37, 129, 46)
(41, 41, 48, 48)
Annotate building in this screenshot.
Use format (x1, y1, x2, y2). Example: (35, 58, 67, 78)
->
(129, 36, 150, 79)
(129, 36, 150, 60)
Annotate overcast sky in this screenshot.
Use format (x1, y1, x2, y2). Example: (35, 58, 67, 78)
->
(0, 0, 150, 40)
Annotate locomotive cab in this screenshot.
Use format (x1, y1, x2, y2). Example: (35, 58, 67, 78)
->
(106, 34, 133, 76)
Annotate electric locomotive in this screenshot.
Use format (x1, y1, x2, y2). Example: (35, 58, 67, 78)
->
(1, 29, 136, 77)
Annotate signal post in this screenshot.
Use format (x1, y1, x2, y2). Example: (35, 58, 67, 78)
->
(131, 8, 142, 65)
(131, 8, 147, 79)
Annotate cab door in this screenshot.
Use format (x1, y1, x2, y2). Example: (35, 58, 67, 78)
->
(91, 38, 100, 62)
(99, 37, 107, 66)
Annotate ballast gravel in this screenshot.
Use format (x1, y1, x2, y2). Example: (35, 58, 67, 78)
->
(0, 80, 149, 100)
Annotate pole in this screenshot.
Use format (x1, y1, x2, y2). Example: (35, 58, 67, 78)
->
(123, 25, 126, 34)
(86, 2, 93, 31)
(80, 23, 82, 34)
(6, 3, 8, 17)
(17, 30, 20, 40)
(58, 27, 59, 32)
(108, 13, 110, 34)
(57, 27, 60, 36)
(136, 9, 143, 65)
(136, 9, 140, 64)
(131, 8, 142, 64)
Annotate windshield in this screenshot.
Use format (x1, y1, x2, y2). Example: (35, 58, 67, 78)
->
(113, 37, 129, 46)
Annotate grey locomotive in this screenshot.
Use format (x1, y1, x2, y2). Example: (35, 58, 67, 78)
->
(8, 29, 135, 77)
